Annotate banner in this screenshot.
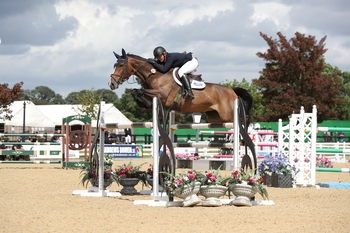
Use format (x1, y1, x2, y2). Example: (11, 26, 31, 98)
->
(104, 144, 143, 158)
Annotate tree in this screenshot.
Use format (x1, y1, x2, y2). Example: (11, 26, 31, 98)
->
(65, 91, 80, 104)
(0, 82, 23, 120)
(335, 71, 350, 119)
(95, 88, 119, 103)
(254, 31, 342, 122)
(74, 88, 102, 120)
(21, 86, 65, 104)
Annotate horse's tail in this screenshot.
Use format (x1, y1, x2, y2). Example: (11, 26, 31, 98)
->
(232, 87, 253, 126)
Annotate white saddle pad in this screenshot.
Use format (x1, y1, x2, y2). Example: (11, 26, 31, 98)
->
(172, 68, 206, 89)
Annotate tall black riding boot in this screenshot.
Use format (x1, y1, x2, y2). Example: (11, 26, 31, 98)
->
(180, 74, 194, 100)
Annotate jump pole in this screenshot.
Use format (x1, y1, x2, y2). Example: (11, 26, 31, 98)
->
(316, 167, 350, 173)
(233, 98, 239, 170)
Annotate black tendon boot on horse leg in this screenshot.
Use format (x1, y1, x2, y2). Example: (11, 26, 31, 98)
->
(180, 74, 194, 100)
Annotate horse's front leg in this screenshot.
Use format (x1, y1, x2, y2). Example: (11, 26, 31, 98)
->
(130, 89, 153, 109)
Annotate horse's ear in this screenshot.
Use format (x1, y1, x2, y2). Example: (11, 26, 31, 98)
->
(122, 48, 126, 57)
(113, 51, 120, 59)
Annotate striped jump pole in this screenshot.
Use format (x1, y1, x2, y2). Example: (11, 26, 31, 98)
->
(316, 148, 350, 153)
(199, 131, 234, 135)
(317, 127, 350, 133)
(0, 133, 65, 137)
(0, 160, 61, 164)
(316, 167, 350, 173)
(105, 122, 153, 129)
(172, 142, 234, 148)
(0, 142, 60, 145)
(170, 123, 235, 130)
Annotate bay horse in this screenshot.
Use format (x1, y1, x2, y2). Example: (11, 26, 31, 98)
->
(108, 48, 257, 177)
(108, 48, 253, 124)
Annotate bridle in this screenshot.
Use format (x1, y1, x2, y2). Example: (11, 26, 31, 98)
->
(110, 56, 154, 87)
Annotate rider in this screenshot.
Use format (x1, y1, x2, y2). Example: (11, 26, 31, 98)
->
(147, 46, 198, 100)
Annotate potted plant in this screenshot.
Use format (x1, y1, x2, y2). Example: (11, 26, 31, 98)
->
(79, 154, 115, 190)
(316, 155, 334, 168)
(197, 167, 231, 207)
(175, 151, 199, 169)
(80, 166, 114, 190)
(112, 161, 147, 194)
(227, 168, 269, 207)
(258, 153, 298, 188)
(161, 170, 202, 207)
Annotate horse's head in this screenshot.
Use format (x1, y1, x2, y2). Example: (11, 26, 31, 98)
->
(108, 48, 131, 90)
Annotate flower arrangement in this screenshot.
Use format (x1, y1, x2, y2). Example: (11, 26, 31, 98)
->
(175, 151, 199, 160)
(146, 164, 153, 179)
(316, 155, 334, 168)
(104, 154, 114, 167)
(227, 168, 269, 200)
(80, 154, 114, 188)
(258, 153, 298, 176)
(112, 161, 148, 186)
(161, 170, 201, 198)
(197, 166, 231, 186)
(80, 167, 114, 188)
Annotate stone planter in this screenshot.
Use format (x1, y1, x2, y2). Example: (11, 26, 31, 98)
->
(119, 178, 140, 195)
(230, 184, 257, 207)
(89, 178, 113, 190)
(147, 178, 163, 191)
(174, 181, 201, 207)
(199, 185, 227, 207)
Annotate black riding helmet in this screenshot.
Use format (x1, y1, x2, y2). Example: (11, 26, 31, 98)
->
(153, 46, 166, 59)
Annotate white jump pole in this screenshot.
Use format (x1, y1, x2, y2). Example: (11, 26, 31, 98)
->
(152, 96, 160, 199)
(233, 98, 239, 170)
(99, 101, 106, 194)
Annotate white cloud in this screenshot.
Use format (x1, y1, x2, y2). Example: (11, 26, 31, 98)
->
(251, 2, 291, 30)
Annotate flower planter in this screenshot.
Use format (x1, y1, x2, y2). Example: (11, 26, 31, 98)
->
(89, 178, 113, 190)
(268, 173, 293, 188)
(119, 178, 140, 194)
(147, 178, 163, 191)
(230, 184, 257, 207)
(200, 185, 227, 207)
(174, 182, 201, 207)
(176, 160, 193, 169)
(277, 173, 293, 188)
(263, 174, 272, 187)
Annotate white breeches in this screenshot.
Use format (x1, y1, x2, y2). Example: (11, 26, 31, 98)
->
(178, 57, 199, 77)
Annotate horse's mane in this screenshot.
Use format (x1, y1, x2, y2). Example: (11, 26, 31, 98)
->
(127, 53, 147, 61)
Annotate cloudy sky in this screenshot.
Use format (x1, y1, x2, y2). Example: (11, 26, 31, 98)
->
(1, 0, 349, 99)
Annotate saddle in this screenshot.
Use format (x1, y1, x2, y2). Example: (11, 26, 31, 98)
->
(175, 69, 203, 81)
(173, 68, 206, 90)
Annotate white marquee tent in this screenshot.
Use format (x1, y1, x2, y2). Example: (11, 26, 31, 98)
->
(0, 101, 131, 133)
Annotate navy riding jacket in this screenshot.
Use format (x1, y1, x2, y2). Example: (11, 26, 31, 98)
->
(152, 52, 193, 73)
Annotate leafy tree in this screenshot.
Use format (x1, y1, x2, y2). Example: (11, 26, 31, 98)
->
(95, 88, 119, 103)
(254, 31, 342, 122)
(21, 86, 65, 104)
(74, 88, 102, 120)
(221, 78, 263, 123)
(65, 91, 80, 104)
(114, 90, 152, 122)
(335, 71, 350, 119)
(0, 82, 23, 120)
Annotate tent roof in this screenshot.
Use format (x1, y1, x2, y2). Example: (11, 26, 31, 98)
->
(1, 101, 131, 128)
(0, 101, 55, 127)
